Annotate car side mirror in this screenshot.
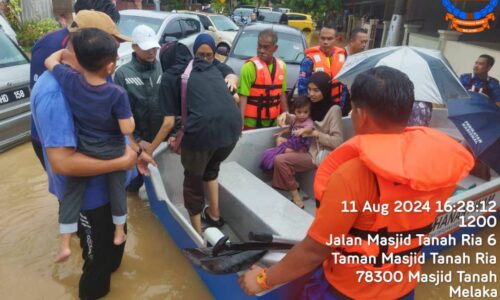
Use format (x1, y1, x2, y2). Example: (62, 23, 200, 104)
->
(161, 35, 178, 45)
(216, 45, 229, 56)
(208, 26, 216, 32)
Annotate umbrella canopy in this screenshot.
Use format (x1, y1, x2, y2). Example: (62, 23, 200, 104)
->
(335, 46, 469, 104)
(448, 92, 500, 174)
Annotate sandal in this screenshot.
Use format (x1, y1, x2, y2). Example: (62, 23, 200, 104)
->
(201, 206, 225, 228)
(289, 198, 305, 210)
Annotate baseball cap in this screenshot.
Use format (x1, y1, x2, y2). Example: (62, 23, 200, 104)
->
(132, 25, 160, 50)
(69, 10, 131, 42)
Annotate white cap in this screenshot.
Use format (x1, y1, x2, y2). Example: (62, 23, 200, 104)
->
(131, 25, 160, 50)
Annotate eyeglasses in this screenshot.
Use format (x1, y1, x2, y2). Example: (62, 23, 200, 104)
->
(196, 52, 214, 60)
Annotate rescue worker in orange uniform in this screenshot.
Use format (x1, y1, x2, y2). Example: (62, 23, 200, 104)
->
(239, 66, 474, 299)
(298, 24, 351, 116)
(238, 29, 289, 129)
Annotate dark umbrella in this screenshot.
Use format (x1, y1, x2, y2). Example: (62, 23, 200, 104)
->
(448, 92, 500, 174)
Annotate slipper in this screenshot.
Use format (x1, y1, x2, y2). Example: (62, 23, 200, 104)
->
(201, 206, 225, 228)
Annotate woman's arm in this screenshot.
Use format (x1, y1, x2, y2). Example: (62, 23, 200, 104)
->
(148, 115, 175, 154)
(315, 107, 344, 149)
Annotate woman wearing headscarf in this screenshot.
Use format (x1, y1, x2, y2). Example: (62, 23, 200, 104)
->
(273, 72, 343, 208)
(148, 34, 242, 236)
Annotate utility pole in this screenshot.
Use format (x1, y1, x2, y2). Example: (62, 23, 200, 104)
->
(385, 0, 407, 46)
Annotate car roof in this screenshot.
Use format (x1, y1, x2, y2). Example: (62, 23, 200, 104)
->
(179, 10, 224, 17)
(242, 23, 302, 36)
(119, 9, 171, 19)
(258, 10, 284, 15)
(286, 12, 310, 17)
(234, 7, 254, 11)
(120, 9, 200, 21)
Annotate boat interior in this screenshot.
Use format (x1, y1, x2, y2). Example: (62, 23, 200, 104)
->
(149, 108, 500, 266)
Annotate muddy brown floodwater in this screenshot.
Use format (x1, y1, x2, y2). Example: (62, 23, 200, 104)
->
(0, 143, 213, 300)
(0, 142, 498, 299)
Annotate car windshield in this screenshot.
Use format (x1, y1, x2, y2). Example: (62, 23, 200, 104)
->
(118, 15, 163, 37)
(232, 30, 304, 64)
(258, 13, 282, 24)
(0, 32, 28, 68)
(233, 9, 252, 18)
(210, 15, 239, 31)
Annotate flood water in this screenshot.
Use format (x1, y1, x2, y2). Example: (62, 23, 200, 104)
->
(0, 143, 212, 300)
(0, 142, 497, 299)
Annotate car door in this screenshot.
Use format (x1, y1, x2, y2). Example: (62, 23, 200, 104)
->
(179, 18, 202, 52)
(199, 15, 221, 46)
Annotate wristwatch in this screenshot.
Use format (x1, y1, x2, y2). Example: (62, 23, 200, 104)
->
(256, 269, 272, 290)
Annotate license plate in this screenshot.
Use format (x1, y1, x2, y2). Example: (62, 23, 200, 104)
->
(0, 87, 30, 106)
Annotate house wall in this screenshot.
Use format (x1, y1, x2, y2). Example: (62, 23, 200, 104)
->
(20, 0, 53, 22)
(408, 32, 439, 49)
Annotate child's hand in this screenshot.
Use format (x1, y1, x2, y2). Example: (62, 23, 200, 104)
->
(44, 49, 65, 71)
(294, 127, 314, 137)
(276, 136, 287, 146)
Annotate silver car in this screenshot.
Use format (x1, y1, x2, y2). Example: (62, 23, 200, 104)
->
(117, 9, 204, 66)
(0, 30, 30, 152)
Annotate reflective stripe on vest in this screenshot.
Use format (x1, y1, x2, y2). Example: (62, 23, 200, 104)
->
(245, 56, 284, 128)
(305, 46, 346, 103)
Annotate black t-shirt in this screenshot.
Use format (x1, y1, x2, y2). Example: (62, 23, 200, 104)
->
(159, 58, 242, 150)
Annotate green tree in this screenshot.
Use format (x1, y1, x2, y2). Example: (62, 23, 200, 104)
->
(283, 0, 342, 24)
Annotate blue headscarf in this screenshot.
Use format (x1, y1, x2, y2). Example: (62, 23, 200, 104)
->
(193, 33, 216, 54)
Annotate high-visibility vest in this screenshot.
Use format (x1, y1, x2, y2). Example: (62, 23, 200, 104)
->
(305, 46, 346, 103)
(314, 127, 474, 267)
(245, 56, 285, 128)
(311, 127, 474, 299)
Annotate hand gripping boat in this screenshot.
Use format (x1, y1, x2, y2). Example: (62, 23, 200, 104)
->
(144, 108, 500, 299)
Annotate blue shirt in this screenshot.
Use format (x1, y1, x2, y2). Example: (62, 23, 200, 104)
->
(297, 57, 349, 107)
(53, 64, 132, 140)
(31, 71, 136, 210)
(30, 28, 70, 141)
(460, 73, 500, 104)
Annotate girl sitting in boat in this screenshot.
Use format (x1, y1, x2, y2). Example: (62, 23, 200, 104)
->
(260, 96, 314, 171)
(272, 72, 344, 209)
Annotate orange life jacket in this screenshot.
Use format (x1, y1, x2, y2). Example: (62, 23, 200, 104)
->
(245, 57, 285, 128)
(314, 127, 474, 269)
(304, 46, 346, 103)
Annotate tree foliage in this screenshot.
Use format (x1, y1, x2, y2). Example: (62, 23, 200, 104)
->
(282, 0, 342, 24)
